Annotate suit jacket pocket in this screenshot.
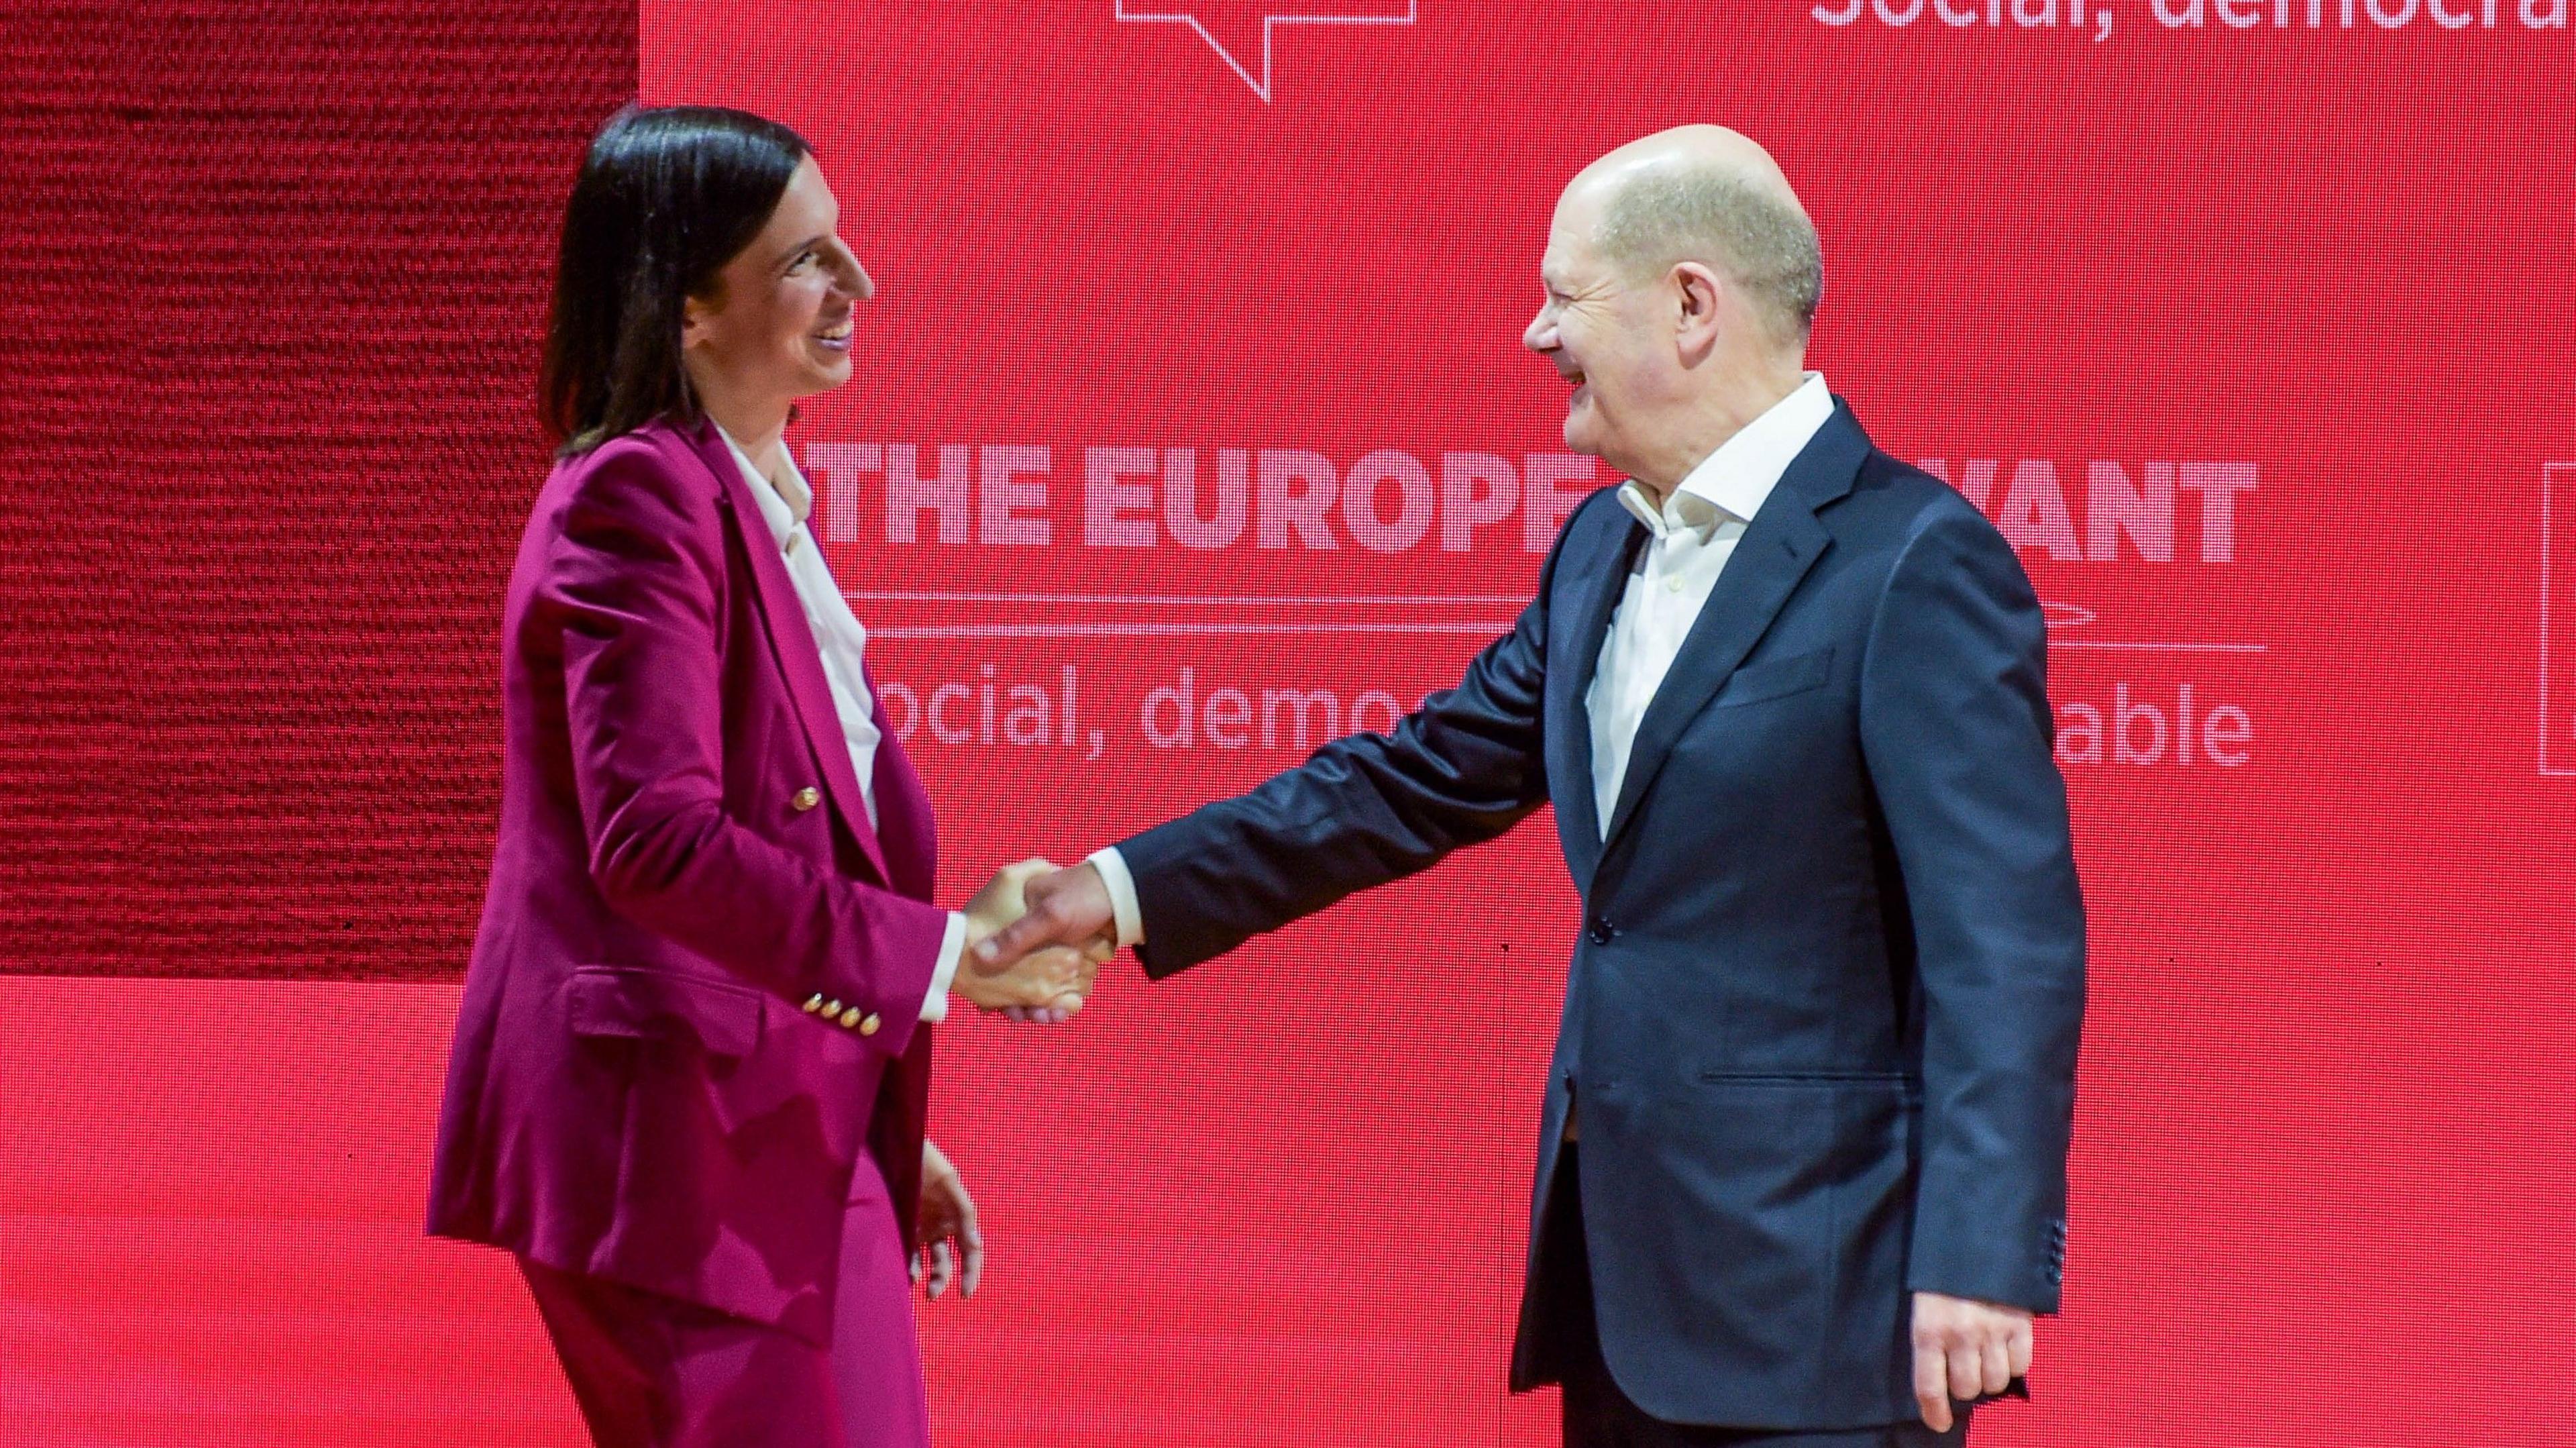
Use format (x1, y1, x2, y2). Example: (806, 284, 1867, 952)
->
(562, 965, 765, 1060)
(1682, 1074, 1920, 1421)
(1699, 1069, 1914, 1090)
(1709, 647, 1833, 709)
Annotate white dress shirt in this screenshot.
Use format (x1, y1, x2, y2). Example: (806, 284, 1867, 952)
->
(1587, 373, 1834, 835)
(722, 429, 963, 1022)
(1087, 375, 1835, 947)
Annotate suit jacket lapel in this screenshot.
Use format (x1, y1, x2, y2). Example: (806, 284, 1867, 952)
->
(869, 693, 938, 901)
(1597, 405, 1869, 856)
(1550, 512, 1645, 883)
(678, 421, 894, 887)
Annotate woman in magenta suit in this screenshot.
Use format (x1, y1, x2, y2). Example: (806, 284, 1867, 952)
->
(428, 105, 1097, 1448)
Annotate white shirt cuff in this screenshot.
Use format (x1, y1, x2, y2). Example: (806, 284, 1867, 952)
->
(920, 911, 966, 1023)
(1086, 847, 1145, 948)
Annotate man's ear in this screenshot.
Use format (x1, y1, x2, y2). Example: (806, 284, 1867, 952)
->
(1672, 261, 1724, 362)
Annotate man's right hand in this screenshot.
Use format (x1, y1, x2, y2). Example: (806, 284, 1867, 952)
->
(973, 862, 1116, 980)
(957, 860, 1104, 1017)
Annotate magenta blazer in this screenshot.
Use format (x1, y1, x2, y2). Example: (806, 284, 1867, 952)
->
(430, 416, 948, 1347)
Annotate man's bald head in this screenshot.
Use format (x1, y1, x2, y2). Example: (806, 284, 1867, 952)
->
(1569, 125, 1823, 350)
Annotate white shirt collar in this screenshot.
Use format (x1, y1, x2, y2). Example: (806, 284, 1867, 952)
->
(1616, 372, 1835, 538)
(717, 426, 811, 545)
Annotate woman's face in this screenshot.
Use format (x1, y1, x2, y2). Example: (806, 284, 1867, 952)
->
(683, 156, 872, 413)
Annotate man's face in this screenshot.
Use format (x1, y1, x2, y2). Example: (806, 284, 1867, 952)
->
(1523, 185, 1664, 477)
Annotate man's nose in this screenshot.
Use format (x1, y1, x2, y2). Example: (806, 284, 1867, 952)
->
(1523, 310, 1553, 353)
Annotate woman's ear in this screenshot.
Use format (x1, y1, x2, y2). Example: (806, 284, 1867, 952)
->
(680, 293, 710, 350)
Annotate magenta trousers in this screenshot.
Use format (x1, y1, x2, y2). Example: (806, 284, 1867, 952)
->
(518, 1156, 930, 1448)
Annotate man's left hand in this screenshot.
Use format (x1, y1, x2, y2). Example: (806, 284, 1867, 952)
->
(914, 1139, 982, 1301)
(1910, 1290, 2032, 1432)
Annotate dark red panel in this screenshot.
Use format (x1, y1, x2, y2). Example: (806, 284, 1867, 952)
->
(0, 0, 634, 977)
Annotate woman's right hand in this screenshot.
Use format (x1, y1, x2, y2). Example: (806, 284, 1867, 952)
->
(957, 860, 1104, 1019)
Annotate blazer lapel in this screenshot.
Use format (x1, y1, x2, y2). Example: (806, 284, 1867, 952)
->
(1549, 511, 1645, 880)
(679, 421, 894, 887)
(1596, 406, 1869, 856)
(868, 694, 938, 902)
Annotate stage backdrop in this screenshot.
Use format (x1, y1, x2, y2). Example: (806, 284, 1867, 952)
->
(5, 1, 2573, 1445)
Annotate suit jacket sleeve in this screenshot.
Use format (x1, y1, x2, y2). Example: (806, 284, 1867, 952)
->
(1114, 511, 1585, 977)
(1859, 497, 2087, 1314)
(539, 440, 947, 1057)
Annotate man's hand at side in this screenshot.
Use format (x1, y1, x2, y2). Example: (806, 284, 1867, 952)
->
(957, 859, 1104, 1019)
(1910, 1291, 2033, 1432)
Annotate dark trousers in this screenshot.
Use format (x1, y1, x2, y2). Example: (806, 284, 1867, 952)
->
(1532, 1144, 1970, 1448)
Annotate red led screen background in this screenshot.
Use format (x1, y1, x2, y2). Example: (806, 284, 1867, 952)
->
(5, 2, 2573, 1445)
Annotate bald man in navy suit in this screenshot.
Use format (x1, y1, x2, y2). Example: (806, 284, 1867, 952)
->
(985, 125, 2086, 1447)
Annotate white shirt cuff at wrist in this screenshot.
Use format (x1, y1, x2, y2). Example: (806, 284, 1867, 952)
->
(1085, 846, 1145, 948)
(920, 911, 966, 1023)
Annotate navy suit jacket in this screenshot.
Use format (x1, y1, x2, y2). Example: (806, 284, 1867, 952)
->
(1117, 402, 2086, 1431)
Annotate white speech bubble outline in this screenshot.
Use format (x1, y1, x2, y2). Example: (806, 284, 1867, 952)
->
(1116, 0, 1417, 102)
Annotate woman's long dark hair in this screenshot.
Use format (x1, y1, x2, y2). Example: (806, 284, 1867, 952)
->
(540, 104, 810, 455)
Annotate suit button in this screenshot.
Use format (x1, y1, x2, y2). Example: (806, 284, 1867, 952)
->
(839, 1005, 864, 1029)
(1588, 917, 1615, 945)
(822, 999, 843, 1018)
(857, 1013, 881, 1037)
(792, 786, 821, 812)
(802, 994, 825, 1014)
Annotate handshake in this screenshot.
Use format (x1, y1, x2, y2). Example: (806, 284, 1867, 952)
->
(952, 859, 1120, 1023)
